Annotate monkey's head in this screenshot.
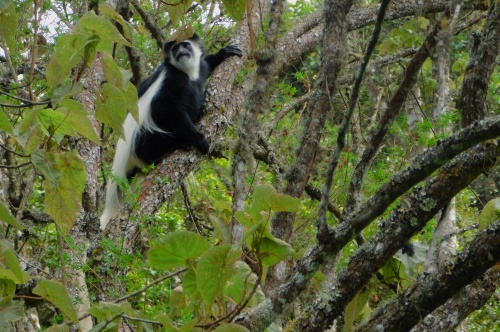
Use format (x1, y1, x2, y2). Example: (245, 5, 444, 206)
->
(164, 34, 204, 80)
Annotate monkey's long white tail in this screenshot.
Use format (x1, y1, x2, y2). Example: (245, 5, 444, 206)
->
(100, 114, 142, 230)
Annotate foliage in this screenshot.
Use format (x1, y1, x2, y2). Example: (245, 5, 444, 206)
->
(0, 0, 499, 331)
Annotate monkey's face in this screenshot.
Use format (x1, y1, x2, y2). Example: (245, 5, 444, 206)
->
(165, 39, 203, 80)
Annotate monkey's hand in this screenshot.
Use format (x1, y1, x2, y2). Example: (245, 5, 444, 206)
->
(222, 45, 243, 58)
(195, 135, 210, 154)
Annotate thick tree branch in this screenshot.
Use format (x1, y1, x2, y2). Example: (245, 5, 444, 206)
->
(358, 220, 500, 331)
(342, 12, 445, 218)
(458, 0, 500, 126)
(295, 142, 499, 331)
(411, 266, 500, 332)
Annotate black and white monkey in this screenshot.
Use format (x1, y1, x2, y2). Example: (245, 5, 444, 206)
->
(100, 34, 242, 229)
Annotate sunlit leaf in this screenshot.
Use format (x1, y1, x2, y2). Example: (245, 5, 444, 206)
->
(148, 231, 210, 270)
(95, 83, 128, 138)
(196, 245, 234, 305)
(40, 150, 86, 234)
(0, 4, 17, 51)
(221, 0, 246, 21)
(77, 11, 131, 46)
(479, 197, 500, 230)
(58, 100, 100, 143)
(99, 4, 132, 40)
(183, 268, 201, 300)
(223, 261, 264, 307)
(51, 82, 83, 107)
(259, 237, 294, 267)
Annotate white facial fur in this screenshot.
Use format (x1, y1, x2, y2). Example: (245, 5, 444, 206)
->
(168, 40, 202, 81)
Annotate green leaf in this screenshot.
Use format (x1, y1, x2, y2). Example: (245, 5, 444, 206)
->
(18, 107, 41, 135)
(57, 100, 100, 144)
(0, 279, 16, 304)
(343, 289, 371, 332)
(95, 83, 128, 138)
(165, 1, 194, 26)
(46, 33, 88, 87)
(223, 261, 263, 307)
(0, 4, 17, 51)
(148, 231, 211, 270)
(38, 108, 75, 140)
(196, 245, 234, 305)
(51, 82, 83, 107)
(259, 237, 294, 267)
(0, 0, 14, 10)
(77, 11, 131, 46)
(213, 324, 251, 332)
(31, 149, 60, 187)
(123, 81, 139, 123)
(103, 52, 125, 89)
(479, 197, 500, 230)
(3, 248, 30, 284)
(33, 280, 78, 324)
(99, 4, 132, 40)
(0, 109, 13, 135)
(44, 324, 70, 332)
(41, 151, 86, 234)
(221, 0, 246, 21)
(0, 300, 24, 329)
(252, 185, 300, 213)
(0, 201, 23, 230)
(183, 268, 201, 300)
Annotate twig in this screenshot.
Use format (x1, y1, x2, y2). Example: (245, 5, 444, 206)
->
(318, 0, 391, 239)
(114, 268, 188, 303)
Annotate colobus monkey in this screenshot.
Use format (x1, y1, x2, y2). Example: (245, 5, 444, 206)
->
(100, 34, 242, 229)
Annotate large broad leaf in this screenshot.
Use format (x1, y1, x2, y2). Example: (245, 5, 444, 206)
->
(33, 280, 78, 324)
(182, 268, 201, 300)
(0, 300, 24, 330)
(165, 0, 194, 26)
(259, 236, 294, 267)
(0, 109, 13, 135)
(148, 231, 211, 270)
(213, 324, 251, 332)
(76, 11, 131, 46)
(479, 197, 500, 230)
(44, 325, 70, 332)
(46, 33, 88, 87)
(99, 4, 132, 40)
(196, 246, 237, 305)
(221, 0, 246, 21)
(252, 185, 300, 213)
(343, 289, 371, 331)
(0, 201, 23, 230)
(40, 151, 86, 234)
(123, 81, 139, 123)
(223, 261, 264, 307)
(58, 100, 100, 144)
(0, 0, 14, 10)
(51, 82, 83, 107)
(3, 248, 30, 284)
(0, 4, 17, 51)
(0, 279, 16, 304)
(95, 83, 128, 138)
(102, 52, 125, 89)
